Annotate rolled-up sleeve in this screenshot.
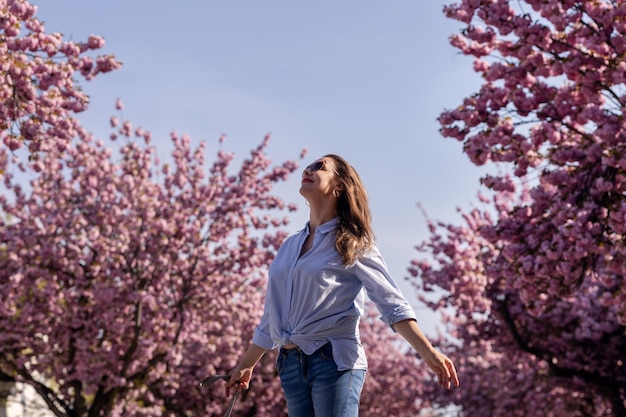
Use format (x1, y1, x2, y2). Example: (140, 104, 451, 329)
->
(353, 246, 417, 328)
(252, 302, 278, 350)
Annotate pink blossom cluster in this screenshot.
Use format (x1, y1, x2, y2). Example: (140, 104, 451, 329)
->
(410, 195, 624, 416)
(0, 0, 120, 154)
(409, 0, 626, 415)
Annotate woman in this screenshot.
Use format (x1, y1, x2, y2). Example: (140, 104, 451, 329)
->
(227, 154, 459, 416)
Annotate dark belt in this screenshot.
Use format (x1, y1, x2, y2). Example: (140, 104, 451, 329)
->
(282, 343, 298, 349)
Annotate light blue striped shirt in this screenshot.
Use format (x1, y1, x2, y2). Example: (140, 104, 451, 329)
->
(252, 217, 417, 370)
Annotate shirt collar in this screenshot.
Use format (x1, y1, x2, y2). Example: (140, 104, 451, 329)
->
(305, 217, 339, 234)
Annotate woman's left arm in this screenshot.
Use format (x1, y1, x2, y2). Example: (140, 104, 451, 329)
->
(392, 319, 460, 390)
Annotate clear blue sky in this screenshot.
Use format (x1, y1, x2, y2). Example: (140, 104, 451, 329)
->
(34, 1, 486, 334)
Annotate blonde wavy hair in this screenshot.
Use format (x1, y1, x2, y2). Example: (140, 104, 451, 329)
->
(325, 154, 374, 265)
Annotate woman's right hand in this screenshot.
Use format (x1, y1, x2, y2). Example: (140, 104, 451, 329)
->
(225, 365, 254, 397)
(225, 343, 268, 396)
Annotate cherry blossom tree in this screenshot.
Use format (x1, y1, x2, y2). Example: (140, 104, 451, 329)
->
(409, 1, 626, 416)
(0, 0, 120, 155)
(0, 104, 307, 416)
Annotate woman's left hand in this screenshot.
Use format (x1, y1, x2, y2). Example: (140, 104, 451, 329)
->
(422, 349, 460, 389)
(392, 319, 460, 389)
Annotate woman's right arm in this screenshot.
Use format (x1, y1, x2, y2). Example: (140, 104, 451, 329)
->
(226, 343, 268, 396)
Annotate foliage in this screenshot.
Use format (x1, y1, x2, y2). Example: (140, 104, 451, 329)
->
(410, 1, 626, 416)
(0, 0, 120, 155)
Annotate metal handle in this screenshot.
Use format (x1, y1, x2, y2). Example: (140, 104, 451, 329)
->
(223, 390, 240, 417)
(200, 374, 231, 387)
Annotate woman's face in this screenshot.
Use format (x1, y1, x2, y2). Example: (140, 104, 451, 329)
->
(299, 157, 341, 201)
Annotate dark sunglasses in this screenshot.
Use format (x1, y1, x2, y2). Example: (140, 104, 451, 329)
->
(305, 160, 337, 174)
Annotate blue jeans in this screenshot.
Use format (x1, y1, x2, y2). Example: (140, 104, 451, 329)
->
(276, 343, 366, 417)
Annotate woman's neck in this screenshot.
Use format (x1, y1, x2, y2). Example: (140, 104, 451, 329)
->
(307, 200, 338, 230)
